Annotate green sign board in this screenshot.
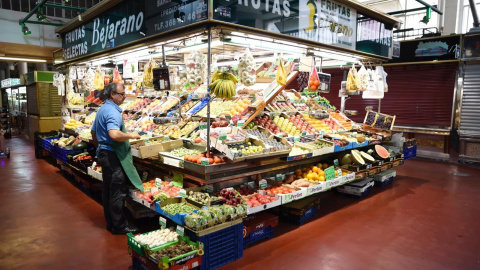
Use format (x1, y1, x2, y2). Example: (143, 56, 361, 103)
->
(356, 17, 392, 58)
(62, 0, 208, 60)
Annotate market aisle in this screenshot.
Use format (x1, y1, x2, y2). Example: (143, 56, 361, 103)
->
(1, 136, 480, 270)
(0, 136, 131, 270)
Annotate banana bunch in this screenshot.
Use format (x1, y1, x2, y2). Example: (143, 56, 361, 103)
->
(210, 71, 237, 99)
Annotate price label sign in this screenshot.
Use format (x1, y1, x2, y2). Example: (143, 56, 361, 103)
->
(159, 217, 167, 228)
(218, 133, 227, 141)
(294, 137, 300, 143)
(324, 166, 336, 181)
(199, 122, 208, 130)
(333, 159, 339, 166)
(276, 174, 285, 181)
(179, 189, 187, 198)
(172, 173, 183, 188)
(259, 179, 267, 189)
(301, 131, 307, 136)
(155, 178, 162, 187)
(205, 185, 214, 193)
(201, 157, 210, 165)
(237, 120, 245, 127)
(176, 225, 184, 237)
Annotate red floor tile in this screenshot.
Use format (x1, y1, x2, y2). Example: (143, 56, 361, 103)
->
(1, 136, 479, 270)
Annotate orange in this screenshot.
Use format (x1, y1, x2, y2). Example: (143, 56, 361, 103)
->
(319, 176, 325, 181)
(307, 173, 314, 180)
(310, 85, 318, 91)
(314, 80, 320, 87)
(318, 170, 325, 176)
(322, 163, 329, 169)
(312, 166, 319, 173)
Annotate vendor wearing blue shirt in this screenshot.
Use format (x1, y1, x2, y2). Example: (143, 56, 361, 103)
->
(91, 82, 141, 235)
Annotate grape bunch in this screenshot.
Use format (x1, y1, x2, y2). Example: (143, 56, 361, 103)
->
(297, 72, 309, 90)
(365, 112, 376, 126)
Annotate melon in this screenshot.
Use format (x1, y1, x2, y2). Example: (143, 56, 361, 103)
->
(351, 150, 365, 165)
(360, 151, 375, 163)
(341, 154, 353, 165)
(374, 145, 390, 159)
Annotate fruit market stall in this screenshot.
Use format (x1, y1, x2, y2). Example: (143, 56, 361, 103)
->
(44, 0, 408, 269)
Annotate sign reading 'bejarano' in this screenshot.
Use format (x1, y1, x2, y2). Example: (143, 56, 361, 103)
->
(61, 0, 207, 60)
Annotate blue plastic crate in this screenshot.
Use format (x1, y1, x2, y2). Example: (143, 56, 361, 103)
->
(281, 205, 318, 226)
(375, 177, 394, 187)
(51, 146, 88, 163)
(337, 186, 372, 198)
(187, 222, 243, 270)
(41, 137, 59, 152)
(244, 226, 274, 248)
(404, 145, 417, 160)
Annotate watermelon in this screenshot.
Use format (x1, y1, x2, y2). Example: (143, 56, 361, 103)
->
(73, 141, 89, 151)
(374, 145, 390, 159)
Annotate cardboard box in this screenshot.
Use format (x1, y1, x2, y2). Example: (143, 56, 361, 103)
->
(326, 176, 343, 189)
(306, 182, 327, 195)
(246, 194, 282, 215)
(374, 169, 396, 182)
(337, 178, 374, 196)
(130, 136, 166, 158)
(296, 139, 334, 156)
(286, 144, 313, 161)
(125, 198, 159, 219)
(154, 198, 201, 226)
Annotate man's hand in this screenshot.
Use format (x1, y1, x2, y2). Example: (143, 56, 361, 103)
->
(130, 131, 141, 140)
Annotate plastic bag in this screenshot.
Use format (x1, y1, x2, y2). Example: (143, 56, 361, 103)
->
(308, 62, 320, 91)
(143, 59, 157, 88)
(93, 68, 104, 90)
(357, 64, 369, 91)
(112, 67, 123, 84)
(375, 66, 388, 92)
(239, 48, 256, 86)
(362, 68, 384, 99)
(276, 58, 287, 86)
(346, 64, 360, 91)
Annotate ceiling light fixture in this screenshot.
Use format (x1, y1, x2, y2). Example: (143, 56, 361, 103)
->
(21, 24, 31, 35)
(0, 56, 46, 62)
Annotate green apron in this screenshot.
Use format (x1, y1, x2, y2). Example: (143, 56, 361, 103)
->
(112, 124, 144, 192)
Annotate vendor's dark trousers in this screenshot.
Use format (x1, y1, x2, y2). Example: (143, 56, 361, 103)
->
(97, 149, 128, 230)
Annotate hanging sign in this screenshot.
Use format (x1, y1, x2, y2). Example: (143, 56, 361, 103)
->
(356, 18, 392, 58)
(1, 78, 21, 88)
(123, 59, 138, 78)
(61, 0, 208, 60)
(213, 0, 357, 50)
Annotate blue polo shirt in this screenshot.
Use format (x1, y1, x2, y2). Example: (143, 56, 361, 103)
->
(92, 100, 123, 151)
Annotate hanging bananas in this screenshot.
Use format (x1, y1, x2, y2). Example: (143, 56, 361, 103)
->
(210, 71, 237, 99)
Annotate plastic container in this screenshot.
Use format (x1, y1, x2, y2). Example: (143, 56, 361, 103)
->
(403, 145, 417, 160)
(186, 221, 243, 270)
(244, 226, 274, 248)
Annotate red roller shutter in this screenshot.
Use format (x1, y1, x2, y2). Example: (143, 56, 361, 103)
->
(319, 62, 458, 128)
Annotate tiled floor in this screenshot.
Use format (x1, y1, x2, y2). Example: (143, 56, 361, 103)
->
(1, 136, 479, 270)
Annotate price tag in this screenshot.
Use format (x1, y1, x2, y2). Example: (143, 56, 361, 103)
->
(159, 217, 167, 228)
(366, 164, 372, 169)
(337, 169, 343, 177)
(179, 189, 187, 197)
(294, 136, 300, 142)
(205, 185, 214, 193)
(333, 159, 339, 166)
(237, 120, 245, 127)
(218, 133, 227, 141)
(276, 174, 285, 181)
(226, 187, 234, 191)
(155, 178, 162, 187)
(199, 122, 208, 130)
(141, 171, 149, 182)
(151, 187, 159, 193)
(324, 166, 336, 181)
(259, 179, 267, 189)
(172, 173, 183, 187)
(176, 225, 184, 236)
(301, 131, 307, 136)
(277, 134, 283, 138)
(201, 157, 210, 165)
